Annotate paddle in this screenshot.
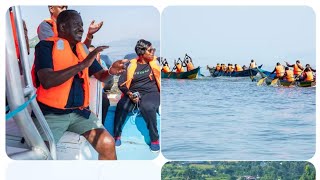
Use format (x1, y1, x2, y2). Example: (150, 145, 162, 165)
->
(249, 68, 254, 81)
(257, 77, 267, 86)
(270, 78, 279, 86)
(256, 68, 269, 85)
(167, 64, 177, 78)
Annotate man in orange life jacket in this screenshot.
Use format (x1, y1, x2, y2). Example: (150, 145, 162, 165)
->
(184, 53, 194, 71)
(161, 58, 170, 73)
(283, 67, 295, 82)
(114, 39, 160, 152)
(234, 64, 243, 72)
(285, 60, 304, 77)
(249, 59, 257, 69)
(301, 67, 314, 82)
(174, 58, 185, 73)
(37, 5, 103, 48)
(270, 62, 285, 79)
(305, 64, 316, 73)
(33, 10, 128, 160)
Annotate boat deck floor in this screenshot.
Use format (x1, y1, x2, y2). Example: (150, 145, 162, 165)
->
(104, 105, 160, 160)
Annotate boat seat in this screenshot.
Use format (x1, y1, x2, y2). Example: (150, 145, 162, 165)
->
(56, 131, 98, 160)
(6, 118, 98, 160)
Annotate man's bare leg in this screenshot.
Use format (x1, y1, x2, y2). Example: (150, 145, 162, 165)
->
(82, 128, 117, 160)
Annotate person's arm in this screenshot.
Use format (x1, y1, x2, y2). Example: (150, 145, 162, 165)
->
(182, 60, 187, 67)
(37, 45, 106, 89)
(117, 69, 141, 103)
(285, 61, 294, 67)
(37, 21, 54, 41)
(83, 20, 103, 48)
(117, 70, 130, 94)
(311, 67, 316, 72)
(298, 64, 304, 70)
(116, 69, 138, 103)
(270, 68, 276, 74)
(93, 59, 128, 82)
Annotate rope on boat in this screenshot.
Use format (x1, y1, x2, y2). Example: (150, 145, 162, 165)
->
(6, 94, 36, 120)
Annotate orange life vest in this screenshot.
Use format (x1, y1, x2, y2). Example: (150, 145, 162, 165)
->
(36, 37, 90, 109)
(228, 65, 233, 72)
(285, 70, 294, 82)
(293, 64, 302, 75)
(250, 62, 256, 68)
(186, 62, 194, 71)
(222, 65, 227, 71)
(275, 65, 285, 77)
(120, 57, 160, 91)
(215, 65, 221, 71)
(305, 71, 314, 82)
(162, 65, 170, 73)
(176, 64, 184, 73)
(235, 65, 243, 72)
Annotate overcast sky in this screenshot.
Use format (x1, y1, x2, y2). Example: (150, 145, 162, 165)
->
(161, 6, 315, 70)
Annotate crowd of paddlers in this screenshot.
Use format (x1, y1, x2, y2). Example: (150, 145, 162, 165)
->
(160, 54, 196, 73)
(211, 59, 315, 82)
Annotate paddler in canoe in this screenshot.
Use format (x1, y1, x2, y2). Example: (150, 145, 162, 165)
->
(173, 58, 184, 73)
(184, 53, 195, 71)
(269, 62, 285, 85)
(285, 60, 304, 78)
(161, 58, 170, 73)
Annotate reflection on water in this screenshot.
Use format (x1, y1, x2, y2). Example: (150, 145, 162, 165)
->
(161, 75, 315, 160)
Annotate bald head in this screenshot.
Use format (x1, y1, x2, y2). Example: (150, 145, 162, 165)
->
(57, 10, 83, 46)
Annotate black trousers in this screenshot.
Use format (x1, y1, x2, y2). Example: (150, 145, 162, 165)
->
(101, 92, 110, 125)
(113, 91, 160, 142)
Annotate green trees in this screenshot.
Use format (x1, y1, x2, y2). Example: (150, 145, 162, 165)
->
(299, 164, 316, 180)
(161, 162, 315, 180)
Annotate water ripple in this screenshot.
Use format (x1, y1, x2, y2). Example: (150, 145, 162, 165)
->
(161, 77, 315, 160)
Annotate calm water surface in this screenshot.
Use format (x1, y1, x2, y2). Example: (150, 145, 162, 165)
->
(161, 74, 315, 160)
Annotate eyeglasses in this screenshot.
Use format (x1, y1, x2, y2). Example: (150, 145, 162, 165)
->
(146, 48, 156, 53)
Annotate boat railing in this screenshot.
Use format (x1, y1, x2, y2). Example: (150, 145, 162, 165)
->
(6, 6, 56, 160)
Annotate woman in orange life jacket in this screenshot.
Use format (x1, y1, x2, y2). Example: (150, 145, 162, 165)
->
(115, 39, 161, 152)
(283, 67, 295, 82)
(184, 53, 194, 71)
(270, 62, 285, 79)
(301, 67, 314, 82)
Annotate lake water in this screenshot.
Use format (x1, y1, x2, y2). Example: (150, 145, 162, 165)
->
(161, 70, 316, 160)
